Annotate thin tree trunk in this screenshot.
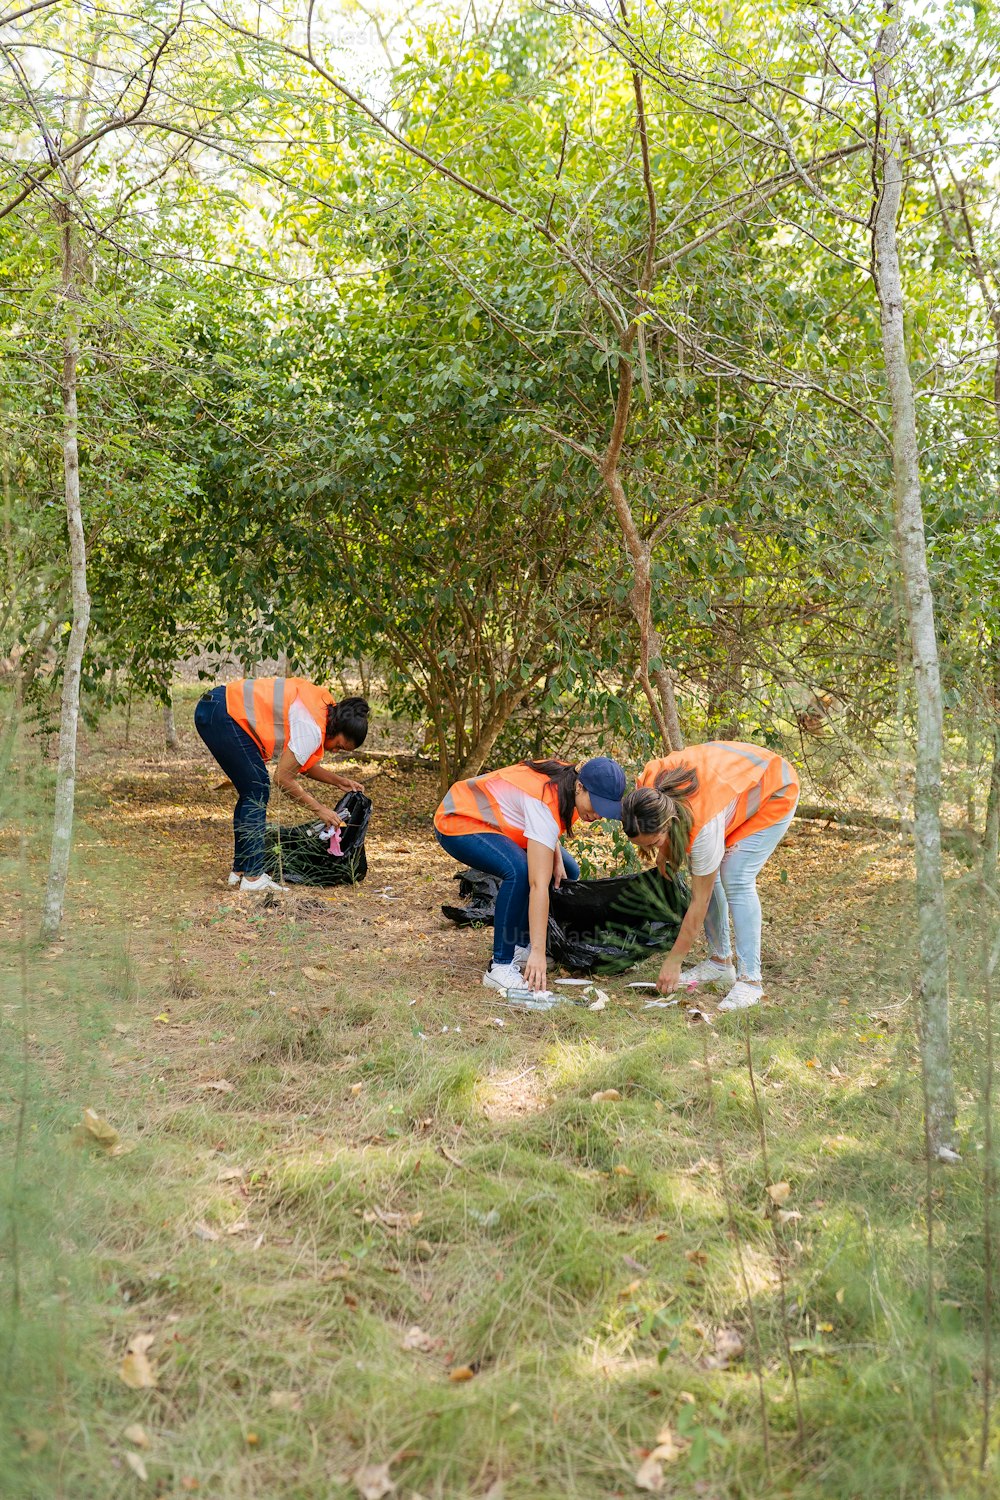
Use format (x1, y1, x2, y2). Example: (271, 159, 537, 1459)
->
(984, 653, 1000, 887)
(599, 24, 683, 751)
(872, 9, 955, 1152)
(40, 210, 90, 942)
(163, 696, 179, 751)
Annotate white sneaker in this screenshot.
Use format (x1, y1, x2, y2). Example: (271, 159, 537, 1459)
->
(681, 957, 736, 990)
(513, 945, 530, 966)
(239, 872, 288, 894)
(483, 961, 526, 993)
(227, 872, 242, 888)
(717, 979, 763, 1012)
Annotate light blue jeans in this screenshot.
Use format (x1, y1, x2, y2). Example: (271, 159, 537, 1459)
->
(702, 806, 796, 984)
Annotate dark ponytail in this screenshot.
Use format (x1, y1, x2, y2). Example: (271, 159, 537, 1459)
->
(327, 696, 370, 748)
(621, 761, 698, 872)
(522, 759, 577, 833)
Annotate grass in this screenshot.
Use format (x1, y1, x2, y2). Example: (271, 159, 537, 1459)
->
(0, 700, 996, 1497)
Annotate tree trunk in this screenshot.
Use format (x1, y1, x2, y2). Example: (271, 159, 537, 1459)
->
(163, 696, 180, 751)
(597, 30, 683, 753)
(454, 688, 524, 780)
(984, 652, 1000, 887)
(40, 211, 91, 943)
(872, 10, 955, 1153)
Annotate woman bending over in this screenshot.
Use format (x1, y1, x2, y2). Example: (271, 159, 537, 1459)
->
(622, 741, 798, 1011)
(435, 756, 626, 993)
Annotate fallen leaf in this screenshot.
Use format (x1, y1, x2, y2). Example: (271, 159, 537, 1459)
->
(835, 1286, 845, 1304)
(618, 1279, 643, 1299)
(82, 1107, 119, 1149)
(448, 1365, 476, 1382)
(301, 965, 329, 982)
(767, 1182, 792, 1206)
(591, 1089, 621, 1102)
(180, 1481, 199, 1493)
(123, 1423, 150, 1448)
(351, 1082, 364, 1097)
(118, 1350, 157, 1392)
(613, 1164, 634, 1177)
(776, 1209, 802, 1225)
(704, 1325, 744, 1370)
(652, 1426, 685, 1461)
(684, 1249, 708, 1266)
(246, 1432, 259, 1446)
(196, 1080, 234, 1094)
(805, 1057, 819, 1068)
(217, 1167, 244, 1182)
(634, 1453, 666, 1492)
(193, 1221, 220, 1242)
(817, 1320, 834, 1333)
(267, 1390, 303, 1411)
(153, 1013, 171, 1024)
(123, 1450, 148, 1482)
(362, 1207, 424, 1231)
(226, 1220, 250, 1236)
(401, 1325, 437, 1353)
(353, 1460, 395, 1498)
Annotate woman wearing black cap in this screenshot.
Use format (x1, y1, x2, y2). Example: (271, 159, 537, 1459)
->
(434, 756, 627, 993)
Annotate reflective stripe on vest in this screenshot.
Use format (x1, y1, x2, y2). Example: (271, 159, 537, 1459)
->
(639, 742, 799, 851)
(241, 676, 288, 755)
(226, 677, 333, 770)
(434, 764, 571, 848)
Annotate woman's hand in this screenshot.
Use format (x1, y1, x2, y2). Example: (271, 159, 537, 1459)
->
(552, 846, 567, 888)
(523, 947, 547, 993)
(315, 804, 344, 830)
(656, 953, 684, 994)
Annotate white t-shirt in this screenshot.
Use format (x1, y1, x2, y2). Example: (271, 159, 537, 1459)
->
(286, 698, 323, 767)
(488, 776, 561, 850)
(688, 798, 738, 876)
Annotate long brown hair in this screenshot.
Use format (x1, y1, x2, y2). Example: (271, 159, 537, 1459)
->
(522, 759, 577, 833)
(621, 762, 699, 872)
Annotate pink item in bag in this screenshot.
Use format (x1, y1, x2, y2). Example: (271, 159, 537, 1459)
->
(327, 826, 343, 856)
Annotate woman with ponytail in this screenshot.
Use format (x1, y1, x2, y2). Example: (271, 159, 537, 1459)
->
(622, 742, 799, 1011)
(435, 756, 626, 994)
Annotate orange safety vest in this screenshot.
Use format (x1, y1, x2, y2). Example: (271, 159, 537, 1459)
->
(638, 741, 799, 851)
(225, 677, 335, 773)
(434, 763, 577, 848)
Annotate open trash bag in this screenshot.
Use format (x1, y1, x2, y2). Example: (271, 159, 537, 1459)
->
(442, 864, 691, 975)
(263, 790, 372, 886)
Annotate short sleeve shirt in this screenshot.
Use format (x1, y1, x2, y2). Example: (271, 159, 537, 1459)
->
(688, 797, 738, 876)
(287, 698, 323, 767)
(488, 777, 561, 850)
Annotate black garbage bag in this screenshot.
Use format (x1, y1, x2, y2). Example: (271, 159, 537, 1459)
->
(441, 864, 691, 975)
(263, 791, 372, 886)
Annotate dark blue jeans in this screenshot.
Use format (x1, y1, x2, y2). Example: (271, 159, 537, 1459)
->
(436, 830, 580, 964)
(194, 686, 270, 877)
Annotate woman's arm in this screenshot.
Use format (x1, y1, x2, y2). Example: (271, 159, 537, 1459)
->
(656, 870, 718, 992)
(522, 838, 554, 991)
(273, 747, 343, 827)
(304, 764, 365, 793)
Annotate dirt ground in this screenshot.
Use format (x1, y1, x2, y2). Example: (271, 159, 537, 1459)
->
(5, 703, 987, 1500)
